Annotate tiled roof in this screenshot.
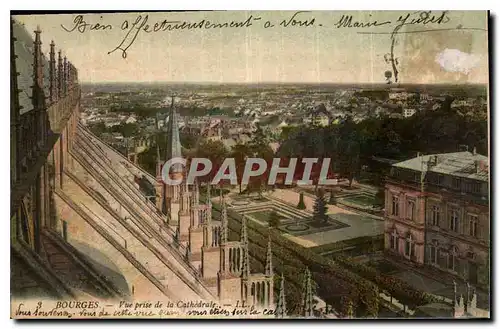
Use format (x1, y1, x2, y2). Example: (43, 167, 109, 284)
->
(393, 151, 489, 182)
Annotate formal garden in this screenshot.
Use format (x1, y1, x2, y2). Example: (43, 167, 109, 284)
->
(227, 191, 351, 237)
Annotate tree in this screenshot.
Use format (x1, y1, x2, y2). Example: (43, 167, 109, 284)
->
(247, 137, 274, 197)
(111, 122, 139, 138)
(313, 190, 328, 224)
(231, 143, 252, 194)
(191, 139, 229, 184)
(297, 192, 306, 210)
(269, 211, 281, 228)
(89, 121, 107, 135)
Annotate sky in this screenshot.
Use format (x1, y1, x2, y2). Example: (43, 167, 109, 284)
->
(14, 11, 489, 84)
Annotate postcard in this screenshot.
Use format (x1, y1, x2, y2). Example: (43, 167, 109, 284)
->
(10, 10, 489, 319)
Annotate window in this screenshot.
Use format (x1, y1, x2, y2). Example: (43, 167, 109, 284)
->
(437, 174, 444, 186)
(407, 200, 415, 220)
(468, 214, 478, 237)
(390, 229, 398, 250)
(405, 234, 414, 258)
(449, 208, 460, 233)
(430, 241, 438, 264)
(431, 205, 440, 226)
(465, 181, 481, 194)
(448, 246, 458, 272)
(392, 196, 399, 216)
(452, 178, 461, 190)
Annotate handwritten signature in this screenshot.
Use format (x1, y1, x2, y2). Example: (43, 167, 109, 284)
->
(60, 9, 474, 72)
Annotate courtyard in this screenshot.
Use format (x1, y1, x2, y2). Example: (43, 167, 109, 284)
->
(225, 187, 384, 248)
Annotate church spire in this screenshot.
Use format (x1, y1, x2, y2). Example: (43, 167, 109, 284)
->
(275, 273, 287, 318)
(241, 214, 249, 245)
(31, 26, 44, 111)
(302, 268, 314, 318)
(49, 40, 57, 103)
(63, 56, 68, 97)
(265, 233, 273, 277)
(192, 179, 200, 206)
(179, 174, 190, 215)
(220, 191, 228, 244)
(205, 183, 212, 223)
(11, 18, 22, 185)
(165, 96, 183, 172)
(57, 50, 63, 99)
(31, 26, 46, 149)
(241, 215, 250, 279)
(67, 60, 72, 91)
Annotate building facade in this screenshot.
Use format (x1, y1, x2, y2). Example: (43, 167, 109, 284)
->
(384, 151, 489, 288)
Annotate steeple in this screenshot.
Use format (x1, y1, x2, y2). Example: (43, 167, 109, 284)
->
(67, 60, 72, 91)
(63, 56, 68, 96)
(31, 26, 46, 148)
(241, 215, 250, 279)
(275, 273, 287, 318)
(205, 183, 212, 223)
(241, 214, 249, 245)
(179, 173, 190, 215)
(31, 26, 45, 111)
(57, 50, 63, 99)
(11, 18, 22, 185)
(49, 40, 57, 103)
(265, 233, 273, 277)
(220, 191, 228, 244)
(189, 180, 201, 228)
(302, 268, 314, 317)
(191, 180, 200, 207)
(165, 96, 183, 172)
(155, 143, 162, 179)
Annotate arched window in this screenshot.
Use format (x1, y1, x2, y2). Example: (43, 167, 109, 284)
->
(431, 205, 440, 226)
(405, 233, 415, 258)
(429, 240, 438, 264)
(390, 228, 398, 250)
(448, 246, 458, 272)
(449, 208, 460, 232)
(391, 196, 399, 216)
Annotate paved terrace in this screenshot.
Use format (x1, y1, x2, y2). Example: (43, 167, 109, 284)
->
(263, 189, 383, 248)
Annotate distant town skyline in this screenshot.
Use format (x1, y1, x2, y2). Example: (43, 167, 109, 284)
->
(14, 11, 489, 84)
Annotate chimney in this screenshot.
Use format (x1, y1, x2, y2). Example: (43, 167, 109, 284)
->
(427, 155, 438, 168)
(459, 144, 469, 152)
(473, 147, 477, 155)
